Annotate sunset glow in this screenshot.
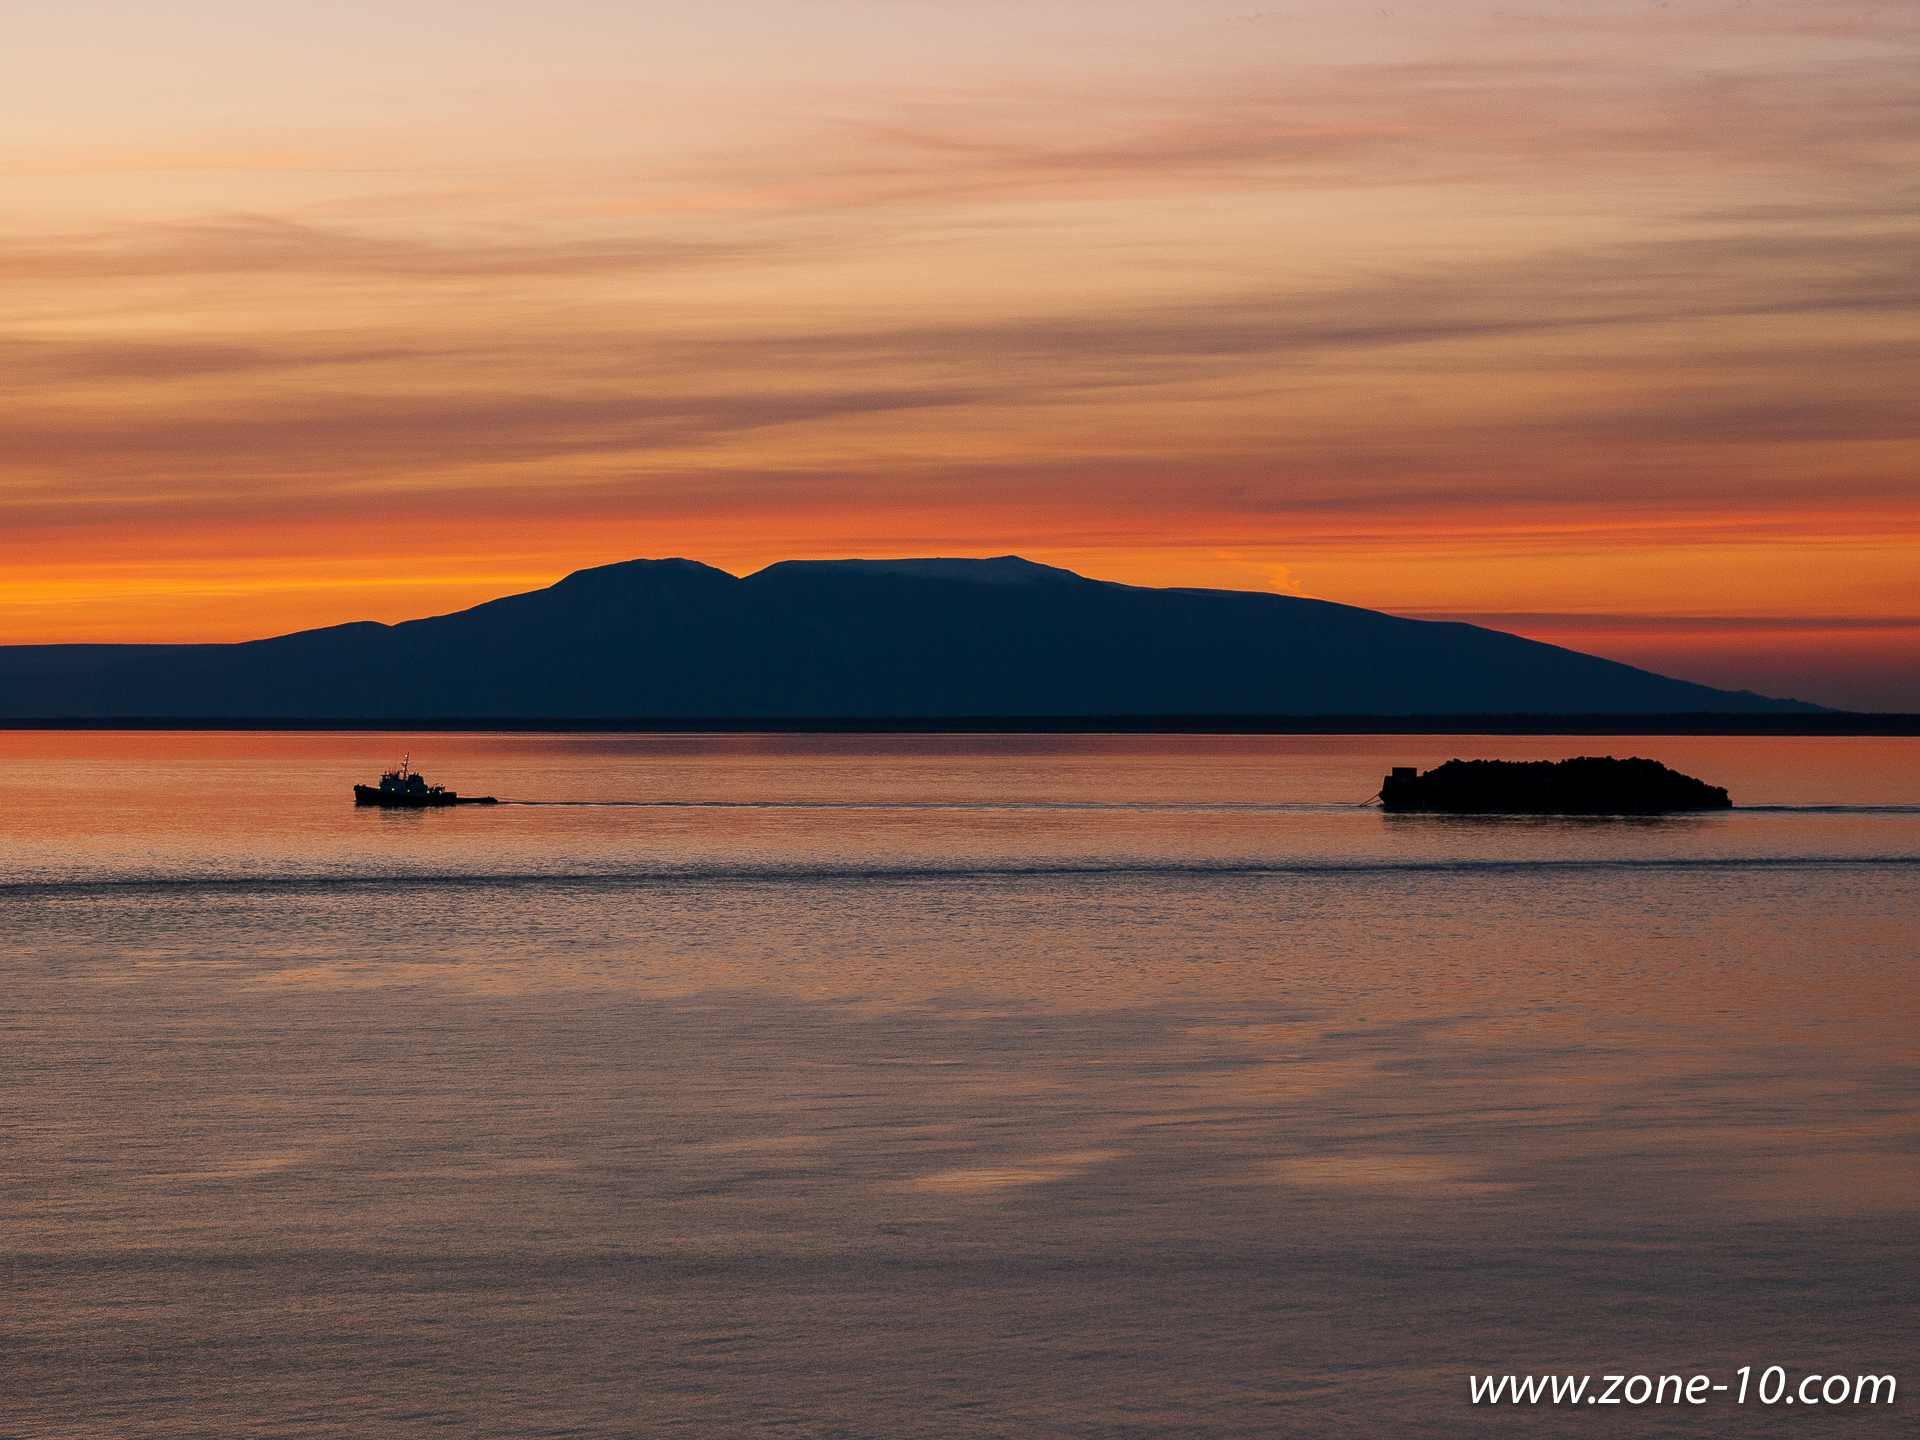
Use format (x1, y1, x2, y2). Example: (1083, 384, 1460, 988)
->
(5, 1, 1916, 707)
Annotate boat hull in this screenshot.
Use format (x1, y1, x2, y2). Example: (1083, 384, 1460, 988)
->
(353, 785, 496, 807)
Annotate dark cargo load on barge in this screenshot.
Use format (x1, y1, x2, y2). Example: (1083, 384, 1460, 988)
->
(1379, 756, 1730, 813)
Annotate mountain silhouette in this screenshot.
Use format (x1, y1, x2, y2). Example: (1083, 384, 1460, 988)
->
(0, 556, 1826, 716)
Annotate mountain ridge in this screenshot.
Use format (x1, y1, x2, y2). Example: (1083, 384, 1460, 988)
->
(0, 556, 1828, 717)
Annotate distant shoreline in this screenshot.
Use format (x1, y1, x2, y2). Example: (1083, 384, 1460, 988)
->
(3, 714, 1914, 736)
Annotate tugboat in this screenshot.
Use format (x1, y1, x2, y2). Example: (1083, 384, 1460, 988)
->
(1379, 756, 1730, 814)
(353, 755, 497, 808)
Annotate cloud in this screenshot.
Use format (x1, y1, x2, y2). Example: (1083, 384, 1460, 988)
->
(5, 201, 1911, 512)
(732, 39, 1919, 213)
(0, 214, 783, 283)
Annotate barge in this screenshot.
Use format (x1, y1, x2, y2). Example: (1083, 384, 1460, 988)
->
(1379, 756, 1730, 814)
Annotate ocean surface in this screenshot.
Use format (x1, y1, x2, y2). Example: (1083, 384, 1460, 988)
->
(3, 732, 1915, 1437)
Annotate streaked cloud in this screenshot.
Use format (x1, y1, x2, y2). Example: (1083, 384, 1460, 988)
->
(0, 216, 785, 282)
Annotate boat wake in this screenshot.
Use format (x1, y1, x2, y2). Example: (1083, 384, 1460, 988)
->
(6, 853, 1916, 899)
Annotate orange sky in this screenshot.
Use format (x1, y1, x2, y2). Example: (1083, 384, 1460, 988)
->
(4, 1, 1916, 707)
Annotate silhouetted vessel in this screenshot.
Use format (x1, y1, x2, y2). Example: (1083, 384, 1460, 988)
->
(1379, 756, 1730, 814)
(353, 755, 497, 807)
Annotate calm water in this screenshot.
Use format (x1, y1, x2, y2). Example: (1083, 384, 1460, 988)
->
(3, 732, 1915, 1437)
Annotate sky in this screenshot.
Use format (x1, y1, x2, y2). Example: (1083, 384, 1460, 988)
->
(4, 0, 1916, 709)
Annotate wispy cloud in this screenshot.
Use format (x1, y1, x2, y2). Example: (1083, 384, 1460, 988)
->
(0, 214, 785, 282)
(6, 205, 1912, 505)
